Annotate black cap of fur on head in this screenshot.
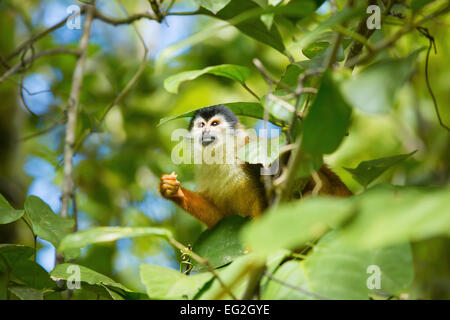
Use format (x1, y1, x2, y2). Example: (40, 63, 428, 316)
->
(188, 105, 239, 130)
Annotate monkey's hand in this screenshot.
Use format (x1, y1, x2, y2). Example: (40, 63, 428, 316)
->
(159, 172, 184, 200)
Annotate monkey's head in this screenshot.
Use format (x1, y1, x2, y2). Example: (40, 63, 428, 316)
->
(188, 105, 239, 149)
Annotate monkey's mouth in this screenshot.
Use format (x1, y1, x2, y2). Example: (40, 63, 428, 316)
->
(201, 133, 216, 146)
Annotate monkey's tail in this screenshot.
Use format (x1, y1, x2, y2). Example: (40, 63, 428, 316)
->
(302, 164, 353, 197)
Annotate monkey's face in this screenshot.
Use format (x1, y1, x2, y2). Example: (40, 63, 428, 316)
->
(190, 114, 232, 149)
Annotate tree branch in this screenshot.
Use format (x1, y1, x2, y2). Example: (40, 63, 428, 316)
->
(60, 4, 95, 223)
(0, 48, 79, 84)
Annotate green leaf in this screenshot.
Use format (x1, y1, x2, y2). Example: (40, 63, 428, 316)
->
(237, 134, 286, 167)
(411, 0, 434, 12)
(24, 196, 74, 248)
(197, 253, 260, 299)
(302, 71, 352, 156)
(12, 260, 56, 290)
(0, 244, 34, 271)
(0, 193, 24, 224)
(164, 64, 250, 94)
(158, 102, 283, 127)
(241, 196, 354, 255)
(262, 260, 312, 299)
(194, 0, 232, 14)
(263, 232, 414, 299)
(140, 264, 213, 299)
(341, 50, 423, 114)
(59, 226, 173, 251)
(8, 286, 44, 300)
(51, 263, 131, 293)
(302, 41, 330, 59)
(339, 185, 450, 249)
(204, 0, 286, 53)
(192, 216, 248, 271)
(344, 151, 417, 188)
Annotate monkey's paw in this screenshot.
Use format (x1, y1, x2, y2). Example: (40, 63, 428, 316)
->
(159, 172, 183, 199)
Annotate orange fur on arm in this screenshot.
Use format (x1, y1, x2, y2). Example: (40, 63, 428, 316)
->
(172, 188, 224, 228)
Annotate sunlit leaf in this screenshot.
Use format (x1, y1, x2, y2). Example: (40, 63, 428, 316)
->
(193, 0, 232, 14)
(0, 193, 24, 224)
(339, 185, 450, 249)
(344, 151, 417, 188)
(164, 64, 250, 94)
(241, 196, 354, 255)
(8, 286, 44, 300)
(24, 196, 74, 248)
(263, 232, 414, 299)
(51, 263, 131, 293)
(140, 264, 213, 299)
(59, 226, 173, 251)
(197, 253, 261, 299)
(341, 50, 423, 114)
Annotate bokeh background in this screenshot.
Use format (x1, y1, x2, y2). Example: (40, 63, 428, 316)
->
(0, 0, 449, 298)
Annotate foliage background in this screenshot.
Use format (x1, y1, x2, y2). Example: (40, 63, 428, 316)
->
(0, 0, 449, 300)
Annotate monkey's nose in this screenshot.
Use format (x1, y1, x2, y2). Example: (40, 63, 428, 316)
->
(201, 133, 216, 146)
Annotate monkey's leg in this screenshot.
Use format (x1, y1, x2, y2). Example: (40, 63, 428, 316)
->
(159, 173, 224, 228)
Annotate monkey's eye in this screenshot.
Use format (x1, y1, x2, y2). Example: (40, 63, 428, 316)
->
(199, 122, 205, 128)
(211, 120, 220, 126)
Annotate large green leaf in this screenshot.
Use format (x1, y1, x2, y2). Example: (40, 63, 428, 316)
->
(263, 232, 414, 299)
(201, 0, 287, 53)
(341, 50, 422, 114)
(344, 151, 417, 188)
(59, 226, 173, 251)
(158, 102, 283, 127)
(164, 64, 250, 94)
(339, 185, 450, 249)
(0, 244, 34, 271)
(12, 260, 56, 290)
(192, 216, 248, 271)
(241, 196, 354, 255)
(302, 71, 352, 156)
(140, 264, 213, 299)
(197, 253, 260, 299)
(24, 196, 74, 248)
(51, 263, 131, 293)
(8, 286, 44, 300)
(0, 193, 24, 224)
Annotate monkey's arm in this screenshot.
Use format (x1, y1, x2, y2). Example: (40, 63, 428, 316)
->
(159, 173, 224, 228)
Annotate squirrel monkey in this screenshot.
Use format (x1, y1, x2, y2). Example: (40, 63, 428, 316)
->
(159, 105, 352, 228)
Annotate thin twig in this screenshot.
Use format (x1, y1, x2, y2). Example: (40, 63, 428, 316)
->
(168, 238, 238, 300)
(60, 4, 95, 222)
(73, 2, 150, 154)
(6, 7, 85, 61)
(0, 48, 79, 84)
(417, 27, 449, 132)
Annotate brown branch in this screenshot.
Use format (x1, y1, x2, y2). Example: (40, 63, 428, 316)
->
(93, 8, 157, 25)
(348, 2, 450, 68)
(6, 7, 85, 61)
(344, 0, 379, 69)
(0, 48, 79, 84)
